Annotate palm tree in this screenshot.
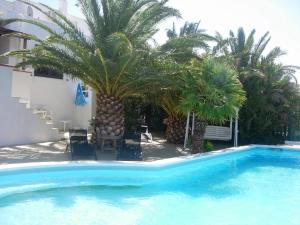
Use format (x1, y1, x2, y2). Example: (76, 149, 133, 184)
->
(161, 92, 186, 143)
(1, 0, 180, 140)
(177, 58, 245, 153)
(162, 21, 213, 62)
(158, 21, 214, 143)
(240, 54, 300, 143)
(216, 27, 300, 144)
(213, 27, 294, 83)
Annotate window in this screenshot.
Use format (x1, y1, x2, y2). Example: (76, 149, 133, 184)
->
(27, 6, 33, 17)
(34, 67, 63, 79)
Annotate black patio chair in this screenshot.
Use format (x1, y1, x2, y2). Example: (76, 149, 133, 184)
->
(66, 129, 88, 152)
(69, 129, 88, 137)
(117, 132, 142, 161)
(70, 136, 97, 160)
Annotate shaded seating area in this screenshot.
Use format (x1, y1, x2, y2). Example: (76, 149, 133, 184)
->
(67, 129, 142, 161)
(69, 129, 97, 160)
(117, 132, 142, 161)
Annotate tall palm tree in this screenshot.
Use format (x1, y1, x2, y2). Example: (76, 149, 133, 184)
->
(216, 27, 299, 144)
(213, 27, 296, 83)
(240, 54, 299, 143)
(162, 21, 213, 62)
(1, 0, 180, 139)
(158, 21, 214, 143)
(161, 92, 186, 143)
(177, 58, 245, 153)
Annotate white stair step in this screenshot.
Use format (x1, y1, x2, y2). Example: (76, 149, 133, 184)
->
(19, 99, 30, 107)
(19, 98, 29, 104)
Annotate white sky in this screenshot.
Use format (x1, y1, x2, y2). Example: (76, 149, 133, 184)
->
(164, 0, 300, 78)
(40, 0, 300, 78)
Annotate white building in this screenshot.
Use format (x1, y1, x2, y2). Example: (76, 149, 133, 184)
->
(0, 0, 95, 146)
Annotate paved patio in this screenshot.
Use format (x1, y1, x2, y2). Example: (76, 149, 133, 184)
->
(0, 135, 233, 165)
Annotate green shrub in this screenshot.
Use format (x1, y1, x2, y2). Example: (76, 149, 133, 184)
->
(203, 140, 214, 152)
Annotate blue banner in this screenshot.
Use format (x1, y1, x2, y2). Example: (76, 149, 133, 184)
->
(75, 83, 87, 106)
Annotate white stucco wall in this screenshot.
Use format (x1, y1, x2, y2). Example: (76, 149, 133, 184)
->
(31, 76, 92, 129)
(30, 76, 77, 126)
(0, 66, 60, 147)
(0, 0, 93, 137)
(10, 72, 93, 130)
(11, 70, 32, 101)
(73, 94, 93, 129)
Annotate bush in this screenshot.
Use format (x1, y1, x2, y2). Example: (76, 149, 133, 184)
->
(203, 140, 214, 152)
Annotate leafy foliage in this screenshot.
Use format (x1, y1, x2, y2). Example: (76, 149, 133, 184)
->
(161, 21, 213, 62)
(216, 27, 300, 144)
(159, 21, 214, 121)
(177, 58, 244, 152)
(155, 22, 245, 148)
(203, 140, 214, 152)
(177, 58, 245, 123)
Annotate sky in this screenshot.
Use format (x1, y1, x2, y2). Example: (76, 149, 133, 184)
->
(38, 0, 300, 78)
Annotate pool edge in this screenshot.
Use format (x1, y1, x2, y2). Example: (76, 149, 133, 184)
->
(0, 144, 299, 171)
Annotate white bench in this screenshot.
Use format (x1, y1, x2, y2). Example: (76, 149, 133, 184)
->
(204, 125, 232, 141)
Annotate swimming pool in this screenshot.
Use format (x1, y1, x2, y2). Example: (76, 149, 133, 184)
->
(0, 146, 300, 225)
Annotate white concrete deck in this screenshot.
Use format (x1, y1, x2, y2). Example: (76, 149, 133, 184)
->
(0, 141, 69, 164)
(1, 136, 299, 165)
(0, 136, 191, 164)
(0, 133, 238, 165)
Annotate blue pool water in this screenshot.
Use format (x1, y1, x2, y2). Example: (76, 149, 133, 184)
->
(0, 146, 300, 225)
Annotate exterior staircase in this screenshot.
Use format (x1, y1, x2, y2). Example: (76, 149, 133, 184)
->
(0, 65, 60, 147)
(16, 96, 60, 137)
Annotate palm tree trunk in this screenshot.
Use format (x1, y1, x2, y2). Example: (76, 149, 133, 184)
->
(92, 93, 124, 147)
(192, 119, 207, 154)
(164, 116, 186, 144)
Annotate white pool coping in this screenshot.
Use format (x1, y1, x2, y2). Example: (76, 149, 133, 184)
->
(0, 144, 299, 171)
